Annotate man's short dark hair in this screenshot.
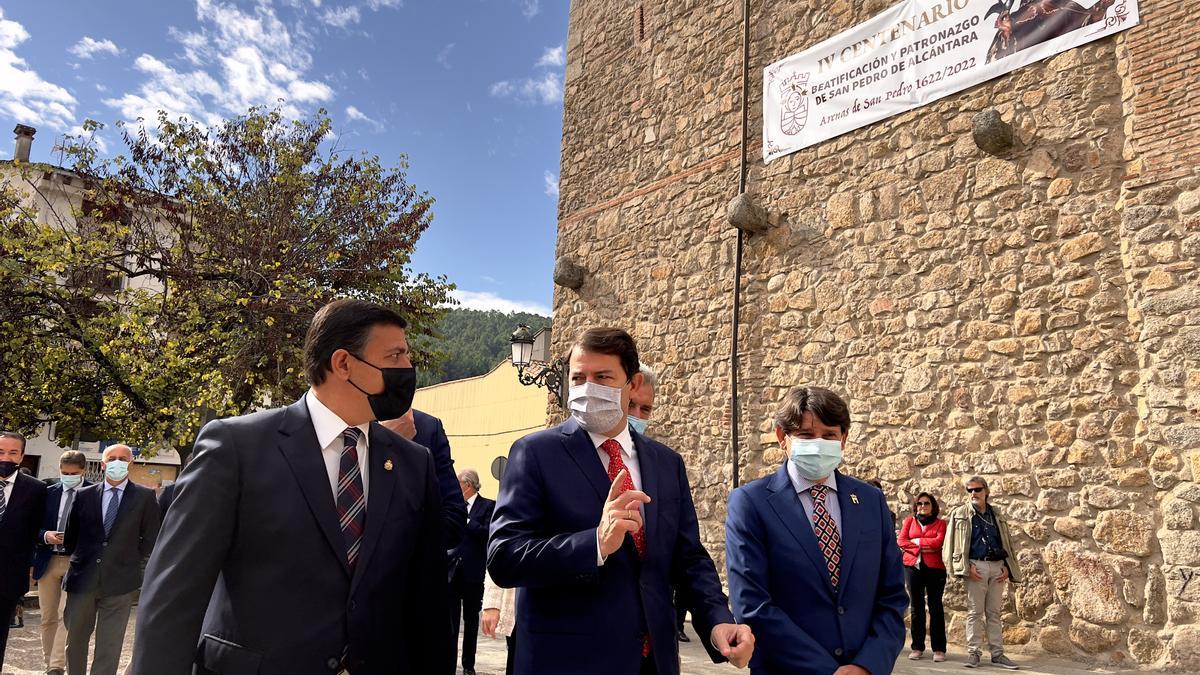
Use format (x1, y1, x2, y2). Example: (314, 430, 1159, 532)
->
(0, 431, 26, 451)
(568, 328, 640, 382)
(773, 386, 851, 435)
(304, 299, 408, 386)
(59, 450, 87, 470)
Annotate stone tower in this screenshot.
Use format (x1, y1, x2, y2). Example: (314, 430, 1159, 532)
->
(552, 0, 1199, 668)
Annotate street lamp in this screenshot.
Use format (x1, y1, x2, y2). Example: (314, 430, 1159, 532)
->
(509, 324, 565, 408)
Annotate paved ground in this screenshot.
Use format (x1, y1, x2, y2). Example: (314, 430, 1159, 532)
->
(0, 604, 1142, 675)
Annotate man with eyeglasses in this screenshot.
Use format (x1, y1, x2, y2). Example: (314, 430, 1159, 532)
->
(942, 476, 1023, 670)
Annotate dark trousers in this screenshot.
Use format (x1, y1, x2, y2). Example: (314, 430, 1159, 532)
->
(674, 591, 687, 633)
(450, 573, 484, 670)
(504, 634, 516, 675)
(640, 655, 658, 675)
(904, 565, 947, 652)
(0, 595, 19, 670)
(65, 588, 136, 675)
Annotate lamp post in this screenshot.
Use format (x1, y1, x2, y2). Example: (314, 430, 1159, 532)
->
(509, 324, 565, 408)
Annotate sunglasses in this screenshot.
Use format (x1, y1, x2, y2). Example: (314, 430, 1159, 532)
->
(966, 487, 986, 494)
(916, 501, 932, 506)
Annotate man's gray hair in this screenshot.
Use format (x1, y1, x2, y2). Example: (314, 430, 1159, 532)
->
(639, 362, 658, 390)
(458, 468, 481, 491)
(966, 475, 989, 490)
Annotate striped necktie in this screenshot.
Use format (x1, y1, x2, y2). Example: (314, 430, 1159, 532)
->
(337, 428, 367, 571)
(103, 487, 121, 539)
(809, 484, 842, 588)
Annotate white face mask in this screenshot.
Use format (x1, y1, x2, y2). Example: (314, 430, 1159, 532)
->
(568, 381, 626, 432)
(788, 438, 844, 481)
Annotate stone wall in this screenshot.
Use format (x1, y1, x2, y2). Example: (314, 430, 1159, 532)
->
(554, 0, 1198, 668)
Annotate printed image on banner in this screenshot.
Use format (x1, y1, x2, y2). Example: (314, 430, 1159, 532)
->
(763, 0, 1140, 163)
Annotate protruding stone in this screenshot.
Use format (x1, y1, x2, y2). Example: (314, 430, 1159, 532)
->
(972, 108, 1014, 155)
(1167, 626, 1200, 671)
(727, 192, 771, 233)
(1093, 511, 1154, 557)
(553, 256, 586, 289)
(1069, 620, 1120, 653)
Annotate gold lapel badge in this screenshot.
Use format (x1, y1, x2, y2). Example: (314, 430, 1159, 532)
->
(850, 493, 859, 504)
(384, 459, 394, 472)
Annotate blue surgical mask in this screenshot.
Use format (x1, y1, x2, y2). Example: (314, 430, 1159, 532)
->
(105, 460, 129, 482)
(59, 474, 83, 489)
(627, 415, 648, 435)
(788, 438, 843, 481)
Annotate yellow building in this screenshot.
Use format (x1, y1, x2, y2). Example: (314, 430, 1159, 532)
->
(413, 359, 549, 498)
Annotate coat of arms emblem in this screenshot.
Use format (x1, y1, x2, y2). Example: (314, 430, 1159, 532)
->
(779, 73, 810, 136)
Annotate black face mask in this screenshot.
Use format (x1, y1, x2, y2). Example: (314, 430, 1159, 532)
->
(347, 354, 417, 422)
(0, 461, 18, 478)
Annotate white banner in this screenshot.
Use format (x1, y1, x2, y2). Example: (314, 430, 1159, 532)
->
(763, 0, 1139, 162)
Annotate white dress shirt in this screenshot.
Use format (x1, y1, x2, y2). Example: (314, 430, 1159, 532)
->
(590, 427, 642, 565)
(306, 390, 370, 504)
(786, 462, 843, 537)
(466, 492, 478, 513)
(47, 482, 81, 544)
(102, 479, 129, 523)
(0, 474, 14, 516)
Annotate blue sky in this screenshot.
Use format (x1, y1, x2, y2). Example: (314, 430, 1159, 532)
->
(0, 0, 566, 315)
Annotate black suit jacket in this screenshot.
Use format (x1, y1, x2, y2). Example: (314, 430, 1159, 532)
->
(33, 479, 92, 580)
(413, 409, 468, 549)
(0, 472, 47, 602)
(450, 495, 494, 585)
(156, 482, 176, 523)
(63, 480, 160, 596)
(131, 396, 452, 675)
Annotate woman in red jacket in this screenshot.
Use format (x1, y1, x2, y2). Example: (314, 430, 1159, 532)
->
(898, 492, 947, 662)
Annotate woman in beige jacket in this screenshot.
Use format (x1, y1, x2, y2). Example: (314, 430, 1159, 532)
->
(480, 571, 517, 675)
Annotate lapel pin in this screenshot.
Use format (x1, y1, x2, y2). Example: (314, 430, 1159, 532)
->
(384, 459, 394, 472)
(850, 493, 859, 504)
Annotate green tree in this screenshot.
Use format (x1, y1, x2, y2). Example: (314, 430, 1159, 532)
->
(415, 308, 551, 386)
(0, 108, 453, 457)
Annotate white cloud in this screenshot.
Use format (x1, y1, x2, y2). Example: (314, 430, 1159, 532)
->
(68, 36, 121, 59)
(520, 0, 540, 19)
(535, 45, 564, 68)
(450, 290, 551, 316)
(68, 124, 109, 153)
(436, 43, 455, 70)
(345, 105, 383, 131)
(320, 6, 360, 28)
(490, 71, 561, 105)
(105, 0, 333, 127)
(0, 9, 77, 130)
(543, 170, 559, 199)
(367, 0, 403, 9)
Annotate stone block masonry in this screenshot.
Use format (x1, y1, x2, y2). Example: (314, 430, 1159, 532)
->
(553, 0, 1198, 669)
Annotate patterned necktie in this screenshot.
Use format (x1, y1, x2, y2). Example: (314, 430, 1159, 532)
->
(103, 487, 121, 539)
(337, 428, 367, 571)
(600, 439, 645, 558)
(0, 479, 7, 522)
(809, 484, 842, 588)
(57, 488, 76, 552)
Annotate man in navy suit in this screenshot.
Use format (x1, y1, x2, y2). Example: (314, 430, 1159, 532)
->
(725, 386, 907, 675)
(0, 431, 48, 672)
(33, 450, 90, 675)
(488, 327, 753, 675)
(131, 298, 452, 675)
(449, 468, 494, 675)
(382, 408, 468, 547)
(63, 442, 160, 675)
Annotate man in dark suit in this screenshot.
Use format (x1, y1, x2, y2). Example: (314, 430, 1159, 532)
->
(131, 298, 451, 675)
(381, 408, 467, 548)
(0, 431, 48, 671)
(488, 328, 753, 675)
(449, 468, 493, 675)
(33, 450, 90, 675)
(155, 481, 176, 523)
(62, 443, 160, 675)
(725, 386, 907, 675)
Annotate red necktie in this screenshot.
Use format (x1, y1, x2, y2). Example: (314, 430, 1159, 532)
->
(810, 484, 842, 588)
(601, 438, 650, 657)
(601, 439, 645, 558)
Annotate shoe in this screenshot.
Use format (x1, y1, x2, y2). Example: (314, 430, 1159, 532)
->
(992, 654, 1020, 670)
(964, 653, 980, 668)
(46, 670, 65, 675)
(678, 630, 690, 643)
(933, 652, 946, 663)
(909, 650, 923, 660)
(462, 669, 476, 675)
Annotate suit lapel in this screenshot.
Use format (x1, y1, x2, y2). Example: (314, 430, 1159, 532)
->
(559, 419, 610, 502)
(765, 465, 836, 596)
(279, 396, 351, 578)
(112, 482, 137, 530)
(631, 430, 658, 560)
(350, 424, 398, 594)
(834, 472, 862, 600)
